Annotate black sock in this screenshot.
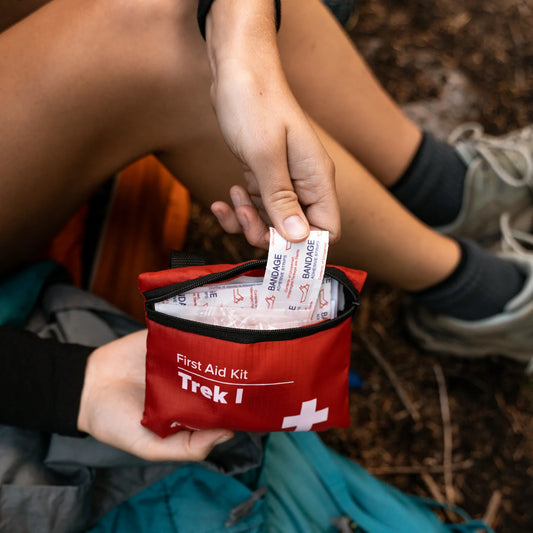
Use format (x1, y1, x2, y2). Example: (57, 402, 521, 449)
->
(411, 239, 526, 320)
(390, 132, 467, 227)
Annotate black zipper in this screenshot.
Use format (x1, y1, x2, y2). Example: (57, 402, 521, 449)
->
(144, 260, 360, 344)
(143, 260, 268, 302)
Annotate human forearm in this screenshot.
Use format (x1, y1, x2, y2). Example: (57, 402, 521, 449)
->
(0, 326, 91, 435)
(0, 325, 233, 460)
(204, 0, 280, 66)
(204, 0, 285, 108)
(203, 0, 340, 244)
(201, 0, 280, 41)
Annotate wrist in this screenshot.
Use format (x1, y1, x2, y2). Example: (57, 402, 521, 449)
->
(76, 346, 100, 434)
(199, 0, 280, 40)
(205, 0, 280, 73)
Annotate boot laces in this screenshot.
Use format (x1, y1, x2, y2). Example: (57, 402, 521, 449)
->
(449, 122, 533, 188)
(500, 208, 533, 256)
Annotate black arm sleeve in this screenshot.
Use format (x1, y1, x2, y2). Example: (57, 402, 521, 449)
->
(197, 0, 281, 40)
(0, 326, 93, 436)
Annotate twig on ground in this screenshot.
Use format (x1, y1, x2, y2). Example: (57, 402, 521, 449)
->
(483, 490, 502, 528)
(421, 472, 445, 503)
(361, 333, 421, 423)
(433, 363, 455, 505)
(369, 458, 473, 476)
(421, 473, 457, 523)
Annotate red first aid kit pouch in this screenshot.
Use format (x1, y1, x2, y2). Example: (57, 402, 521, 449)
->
(138, 255, 366, 437)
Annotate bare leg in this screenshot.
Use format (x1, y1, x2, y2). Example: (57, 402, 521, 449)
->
(0, 0, 221, 272)
(0, 0, 421, 194)
(0, 0, 457, 292)
(277, 0, 423, 186)
(314, 123, 459, 291)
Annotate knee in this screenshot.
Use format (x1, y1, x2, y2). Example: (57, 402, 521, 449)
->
(80, 0, 211, 140)
(94, 0, 201, 72)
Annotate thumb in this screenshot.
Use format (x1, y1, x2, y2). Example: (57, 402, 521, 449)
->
(246, 159, 310, 244)
(266, 188, 310, 243)
(187, 429, 235, 458)
(146, 429, 234, 462)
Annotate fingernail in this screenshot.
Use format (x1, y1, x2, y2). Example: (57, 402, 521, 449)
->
(283, 215, 308, 241)
(214, 433, 233, 446)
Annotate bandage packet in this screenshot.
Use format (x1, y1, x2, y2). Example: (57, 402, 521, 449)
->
(154, 229, 339, 329)
(258, 228, 329, 315)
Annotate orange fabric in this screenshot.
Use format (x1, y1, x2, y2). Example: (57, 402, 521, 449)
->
(47, 155, 190, 322)
(45, 204, 88, 288)
(90, 156, 190, 321)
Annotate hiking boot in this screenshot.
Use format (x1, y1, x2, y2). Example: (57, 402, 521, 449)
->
(437, 123, 533, 245)
(500, 207, 533, 255)
(405, 252, 533, 367)
(406, 210, 533, 369)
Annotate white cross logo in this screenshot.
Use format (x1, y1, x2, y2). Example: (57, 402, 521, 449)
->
(281, 399, 329, 431)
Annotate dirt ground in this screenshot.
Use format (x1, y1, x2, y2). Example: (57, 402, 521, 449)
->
(184, 0, 533, 531)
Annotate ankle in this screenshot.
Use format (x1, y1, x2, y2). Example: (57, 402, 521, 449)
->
(410, 239, 526, 320)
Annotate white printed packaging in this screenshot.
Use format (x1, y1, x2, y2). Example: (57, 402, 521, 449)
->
(154, 229, 337, 329)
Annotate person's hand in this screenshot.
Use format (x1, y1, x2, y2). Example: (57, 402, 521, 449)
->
(77, 330, 234, 462)
(205, 0, 340, 248)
